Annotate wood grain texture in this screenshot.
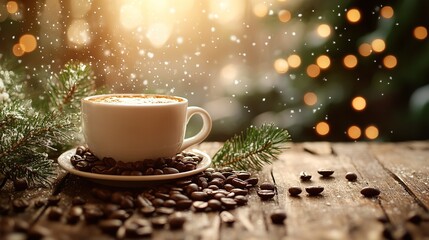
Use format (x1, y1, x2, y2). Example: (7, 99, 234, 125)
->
(1, 141, 428, 240)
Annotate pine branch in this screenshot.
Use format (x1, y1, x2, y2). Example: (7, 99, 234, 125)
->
(212, 123, 291, 171)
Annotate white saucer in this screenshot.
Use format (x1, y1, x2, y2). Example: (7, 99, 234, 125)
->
(57, 148, 212, 187)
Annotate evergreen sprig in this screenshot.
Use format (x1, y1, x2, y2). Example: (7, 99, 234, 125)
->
(212, 123, 291, 171)
(0, 61, 96, 188)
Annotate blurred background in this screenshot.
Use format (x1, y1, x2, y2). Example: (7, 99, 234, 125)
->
(0, 0, 428, 142)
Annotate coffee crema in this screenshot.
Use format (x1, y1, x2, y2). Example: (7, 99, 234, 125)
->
(89, 95, 183, 104)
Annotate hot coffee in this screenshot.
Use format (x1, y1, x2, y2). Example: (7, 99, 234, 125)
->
(89, 95, 183, 105)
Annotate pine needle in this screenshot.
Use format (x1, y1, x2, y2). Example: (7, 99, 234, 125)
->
(212, 123, 291, 171)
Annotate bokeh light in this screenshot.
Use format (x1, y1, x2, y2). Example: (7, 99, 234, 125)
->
(287, 54, 301, 68)
(316, 121, 330, 136)
(358, 43, 372, 57)
(6, 1, 18, 14)
(317, 24, 331, 38)
(414, 26, 428, 40)
(365, 125, 379, 140)
(346, 8, 361, 23)
(371, 39, 386, 53)
(306, 64, 321, 78)
(304, 92, 317, 106)
(12, 43, 25, 57)
(253, 2, 268, 18)
(19, 34, 37, 53)
(278, 10, 291, 23)
(67, 19, 91, 47)
(347, 125, 361, 140)
(352, 96, 366, 111)
(274, 58, 289, 74)
(380, 6, 394, 19)
(316, 55, 331, 69)
(343, 54, 358, 68)
(383, 55, 397, 69)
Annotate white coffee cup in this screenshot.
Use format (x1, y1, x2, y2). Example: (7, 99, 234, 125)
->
(81, 94, 212, 162)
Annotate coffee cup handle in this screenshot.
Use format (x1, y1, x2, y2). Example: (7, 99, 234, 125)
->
(180, 107, 212, 151)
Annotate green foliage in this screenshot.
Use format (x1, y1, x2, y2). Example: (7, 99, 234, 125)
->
(0, 61, 96, 187)
(212, 123, 291, 171)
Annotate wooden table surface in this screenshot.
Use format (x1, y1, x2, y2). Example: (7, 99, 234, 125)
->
(1, 141, 429, 240)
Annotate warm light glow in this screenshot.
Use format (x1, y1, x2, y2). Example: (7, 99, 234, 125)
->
(210, 0, 245, 25)
(146, 22, 172, 48)
(287, 54, 301, 68)
(278, 10, 291, 23)
(414, 26, 428, 40)
(346, 8, 361, 23)
(253, 2, 268, 18)
(6, 1, 18, 14)
(380, 6, 394, 19)
(316, 55, 331, 69)
(274, 58, 289, 74)
(120, 2, 144, 29)
(348, 125, 361, 140)
(12, 43, 25, 57)
(304, 92, 317, 106)
(67, 19, 91, 46)
(316, 121, 330, 136)
(383, 55, 397, 69)
(343, 55, 358, 68)
(358, 43, 372, 57)
(352, 96, 366, 111)
(371, 39, 386, 52)
(317, 24, 331, 38)
(306, 64, 321, 78)
(19, 34, 37, 53)
(365, 125, 379, 140)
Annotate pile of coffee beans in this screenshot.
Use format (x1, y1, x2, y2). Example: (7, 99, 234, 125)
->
(69, 146, 203, 176)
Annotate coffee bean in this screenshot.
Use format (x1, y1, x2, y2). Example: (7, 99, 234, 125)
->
(156, 207, 175, 215)
(103, 204, 120, 215)
(92, 188, 112, 201)
(237, 172, 251, 180)
(170, 193, 189, 202)
(163, 199, 176, 208)
(270, 209, 287, 224)
(120, 197, 134, 209)
(27, 225, 51, 239)
(207, 199, 222, 211)
(213, 192, 226, 200)
(176, 199, 192, 210)
(76, 160, 91, 171)
(163, 167, 180, 174)
(155, 192, 170, 200)
(345, 172, 358, 182)
(153, 169, 164, 175)
(191, 191, 208, 201)
(111, 192, 124, 204)
(12, 198, 29, 212)
(152, 198, 164, 207)
(14, 219, 29, 232)
(47, 195, 61, 206)
(208, 184, 220, 190)
(220, 211, 235, 225)
(70, 154, 83, 166)
(300, 171, 312, 181)
(13, 178, 28, 191)
(168, 213, 186, 229)
(84, 204, 104, 223)
(259, 182, 275, 191)
(151, 216, 168, 228)
(76, 146, 87, 156)
(99, 219, 122, 235)
(140, 206, 156, 216)
(72, 196, 86, 206)
(360, 187, 380, 198)
(317, 169, 334, 177)
(67, 206, 83, 224)
(212, 172, 226, 180)
(288, 186, 302, 196)
(34, 198, 46, 208)
(0, 202, 10, 215)
(257, 189, 275, 200)
(231, 188, 248, 196)
(245, 177, 259, 186)
(231, 178, 248, 189)
(305, 186, 324, 196)
(224, 184, 234, 191)
(47, 207, 63, 221)
(136, 195, 152, 208)
(234, 195, 248, 205)
(220, 197, 237, 209)
(192, 201, 208, 211)
(209, 178, 225, 188)
(407, 211, 422, 224)
(109, 209, 130, 220)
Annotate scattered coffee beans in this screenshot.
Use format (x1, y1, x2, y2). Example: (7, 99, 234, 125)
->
(13, 178, 28, 191)
(288, 186, 302, 196)
(317, 169, 334, 177)
(257, 189, 275, 200)
(305, 186, 324, 196)
(259, 182, 275, 191)
(360, 187, 380, 198)
(345, 172, 358, 182)
(70, 146, 203, 176)
(270, 209, 287, 224)
(168, 213, 186, 229)
(220, 211, 235, 225)
(12, 198, 29, 212)
(299, 171, 312, 181)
